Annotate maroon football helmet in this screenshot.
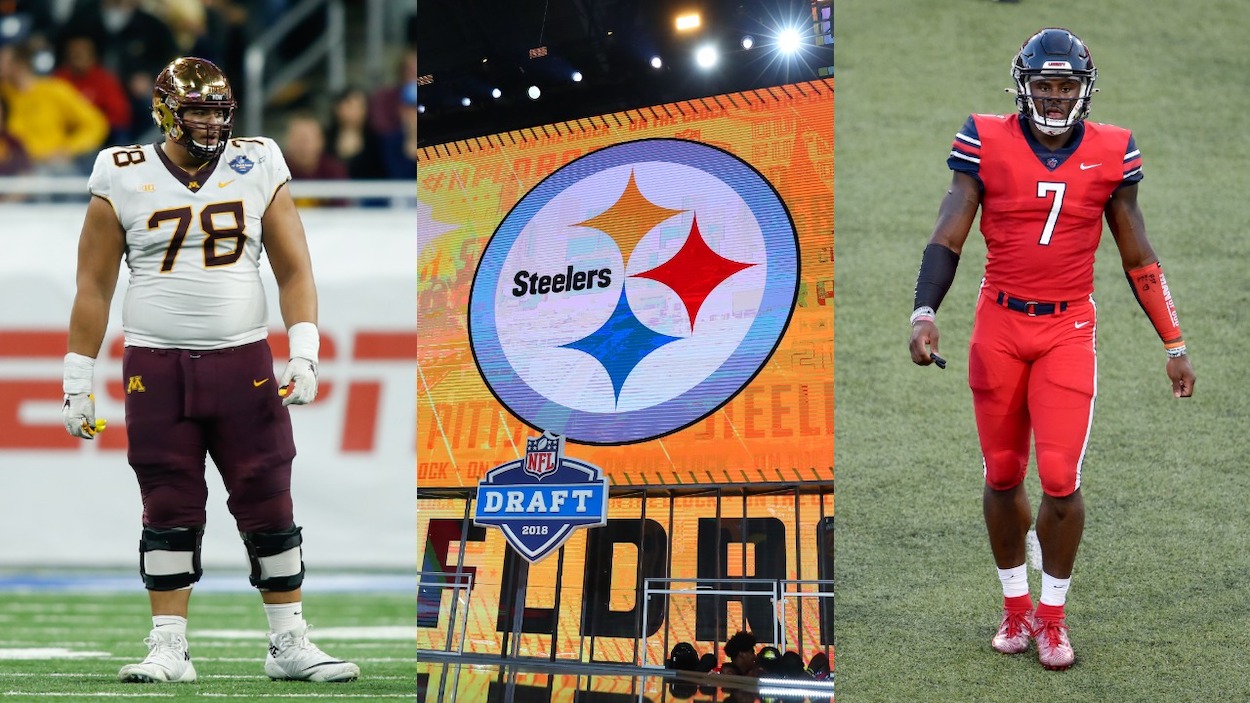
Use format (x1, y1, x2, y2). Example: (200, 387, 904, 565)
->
(151, 57, 237, 160)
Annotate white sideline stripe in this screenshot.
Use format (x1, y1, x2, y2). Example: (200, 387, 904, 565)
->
(0, 648, 109, 659)
(196, 627, 416, 641)
(1, 694, 176, 698)
(2, 690, 417, 695)
(3, 673, 411, 681)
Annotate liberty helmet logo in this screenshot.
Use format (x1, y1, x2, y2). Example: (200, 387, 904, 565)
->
(469, 138, 799, 445)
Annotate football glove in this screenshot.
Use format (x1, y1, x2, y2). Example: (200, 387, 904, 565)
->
(280, 322, 320, 406)
(62, 352, 103, 439)
(280, 357, 318, 406)
(63, 392, 100, 439)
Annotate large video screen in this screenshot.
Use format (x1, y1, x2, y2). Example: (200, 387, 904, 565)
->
(417, 79, 833, 488)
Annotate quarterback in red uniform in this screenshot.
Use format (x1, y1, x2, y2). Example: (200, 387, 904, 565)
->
(908, 28, 1196, 670)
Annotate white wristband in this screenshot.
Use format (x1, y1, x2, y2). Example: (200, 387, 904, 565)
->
(1165, 344, 1187, 359)
(910, 306, 936, 326)
(287, 322, 320, 365)
(63, 352, 95, 395)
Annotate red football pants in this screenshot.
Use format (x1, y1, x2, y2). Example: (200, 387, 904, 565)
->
(967, 290, 1097, 497)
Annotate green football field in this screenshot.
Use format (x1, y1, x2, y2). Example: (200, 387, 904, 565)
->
(0, 584, 414, 701)
(835, 1, 1250, 701)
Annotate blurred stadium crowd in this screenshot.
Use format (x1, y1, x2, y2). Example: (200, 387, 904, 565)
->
(0, 0, 418, 181)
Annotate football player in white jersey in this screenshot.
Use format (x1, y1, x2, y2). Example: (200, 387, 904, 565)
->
(62, 57, 359, 684)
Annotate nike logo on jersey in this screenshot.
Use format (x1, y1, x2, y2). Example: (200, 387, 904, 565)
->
(1079, 163, 1101, 170)
(253, 378, 270, 387)
(1074, 321, 1091, 329)
(218, 179, 236, 188)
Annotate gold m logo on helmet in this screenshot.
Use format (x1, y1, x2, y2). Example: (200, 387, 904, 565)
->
(127, 376, 146, 394)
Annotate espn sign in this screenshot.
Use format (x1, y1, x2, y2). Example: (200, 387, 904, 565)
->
(0, 327, 414, 452)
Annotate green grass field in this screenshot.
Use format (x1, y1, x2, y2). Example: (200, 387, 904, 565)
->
(835, 1, 1250, 700)
(0, 586, 414, 701)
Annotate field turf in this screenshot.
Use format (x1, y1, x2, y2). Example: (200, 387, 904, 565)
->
(0, 586, 414, 701)
(835, 1, 1250, 701)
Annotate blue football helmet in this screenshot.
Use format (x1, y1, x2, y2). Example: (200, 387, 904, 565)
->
(1012, 28, 1097, 136)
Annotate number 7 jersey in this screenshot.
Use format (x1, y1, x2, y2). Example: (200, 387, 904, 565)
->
(88, 137, 293, 349)
(948, 114, 1142, 301)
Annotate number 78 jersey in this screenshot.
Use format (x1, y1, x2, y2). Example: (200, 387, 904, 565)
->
(88, 137, 292, 350)
(948, 114, 1142, 302)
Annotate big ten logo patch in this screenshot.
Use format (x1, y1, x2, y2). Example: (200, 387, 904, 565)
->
(0, 328, 414, 451)
(469, 139, 799, 445)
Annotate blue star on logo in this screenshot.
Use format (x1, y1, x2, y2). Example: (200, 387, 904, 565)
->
(561, 288, 681, 404)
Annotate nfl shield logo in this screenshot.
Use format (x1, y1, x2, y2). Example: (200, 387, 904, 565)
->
(1046, 157, 1059, 169)
(474, 432, 610, 563)
(524, 433, 561, 479)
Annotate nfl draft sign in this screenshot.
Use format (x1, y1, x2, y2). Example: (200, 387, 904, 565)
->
(473, 432, 608, 563)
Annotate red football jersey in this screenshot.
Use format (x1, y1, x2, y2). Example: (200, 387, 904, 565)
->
(957, 114, 1138, 301)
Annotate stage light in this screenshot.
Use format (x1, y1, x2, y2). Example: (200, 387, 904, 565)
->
(527, 85, 541, 100)
(417, 104, 425, 114)
(695, 44, 718, 69)
(461, 96, 471, 107)
(675, 13, 700, 31)
(742, 35, 755, 50)
(571, 70, 583, 82)
(650, 56, 663, 69)
(778, 28, 803, 54)
(491, 88, 502, 99)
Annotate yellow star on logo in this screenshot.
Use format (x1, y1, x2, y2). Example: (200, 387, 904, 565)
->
(574, 170, 685, 262)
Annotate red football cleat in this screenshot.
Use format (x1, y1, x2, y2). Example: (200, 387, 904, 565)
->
(1032, 615, 1075, 670)
(991, 608, 1033, 655)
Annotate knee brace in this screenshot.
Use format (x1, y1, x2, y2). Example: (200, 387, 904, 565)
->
(241, 525, 304, 591)
(139, 526, 204, 591)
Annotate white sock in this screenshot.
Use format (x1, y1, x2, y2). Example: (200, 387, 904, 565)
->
(264, 602, 305, 633)
(152, 615, 187, 637)
(1040, 572, 1071, 607)
(997, 564, 1030, 598)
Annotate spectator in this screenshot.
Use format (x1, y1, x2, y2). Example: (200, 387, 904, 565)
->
(379, 81, 417, 180)
(283, 112, 347, 181)
(0, 41, 107, 174)
(368, 46, 417, 138)
(54, 34, 132, 145)
(160, 0, 228, 66)
(326, 87, 385, 179)
(61, 0, 178, 140)
(0, 92, 32, 176)
(719, 631, 760, 677)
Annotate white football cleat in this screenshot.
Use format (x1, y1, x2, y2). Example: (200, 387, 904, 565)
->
(118, 629, 197, 683)
(264, 623, 359, 682)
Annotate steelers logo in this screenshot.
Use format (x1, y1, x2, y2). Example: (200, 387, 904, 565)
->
(469, 138, 798, 444)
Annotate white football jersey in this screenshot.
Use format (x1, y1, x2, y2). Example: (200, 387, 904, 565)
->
(88, 137, 292, 349)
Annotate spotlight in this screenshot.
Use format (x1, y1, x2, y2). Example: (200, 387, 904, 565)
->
(778, 28, 803, 54)
(650, 56, 663, 69)
(571, 70, 583, 82)
(417, 104, 425, 114)
(491, 87, 502, 99)
(527, 85, 541, 100)
(695, 44, 718, 69)
(742, 35, 755, 50)
(675, 13, 700, 31)
(461, 96, 471, 107)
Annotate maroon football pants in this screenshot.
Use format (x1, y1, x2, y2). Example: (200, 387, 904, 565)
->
(122, 341, 297, 531)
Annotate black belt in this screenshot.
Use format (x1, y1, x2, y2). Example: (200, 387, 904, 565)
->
(995, 291, 1068, 316)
